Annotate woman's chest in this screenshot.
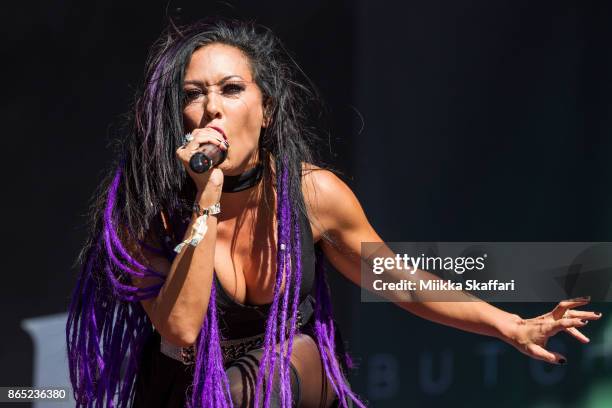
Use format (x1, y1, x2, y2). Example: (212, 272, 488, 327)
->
(212, 210, 319, 306)
(213, 215, 278, 305)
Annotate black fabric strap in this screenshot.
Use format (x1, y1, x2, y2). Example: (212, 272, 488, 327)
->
(297, 294, 315, 327)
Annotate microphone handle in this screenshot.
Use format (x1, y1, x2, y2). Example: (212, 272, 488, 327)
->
(189, 143, 227, 173)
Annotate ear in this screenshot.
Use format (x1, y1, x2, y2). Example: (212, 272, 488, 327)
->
(262, 97, 273, 128)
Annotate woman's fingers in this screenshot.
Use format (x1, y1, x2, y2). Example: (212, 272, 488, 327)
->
(543, 317, 587, 337)
(526, 343, 567, 365)
(192, 128, 227, 143)
(562, 310, 602, 321)
(565, 327, 590, 343)
(183, 130, 227, 152)
(519, 297, 599, 366)
(560, 317, 590, 336)
(559, 311, 599, 343)
(176, 131, 228, 165)
(551, 296, 591, 319)
(558, 317, 589, 329)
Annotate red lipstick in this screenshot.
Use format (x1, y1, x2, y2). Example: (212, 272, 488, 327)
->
(207, 126, 227, 141)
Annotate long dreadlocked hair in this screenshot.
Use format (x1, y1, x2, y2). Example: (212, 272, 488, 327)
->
(66, 18, 366, 408)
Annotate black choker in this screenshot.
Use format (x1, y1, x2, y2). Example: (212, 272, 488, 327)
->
(222, 164, 264, 193)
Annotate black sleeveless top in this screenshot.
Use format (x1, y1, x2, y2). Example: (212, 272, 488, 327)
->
(132, 209, 318, 407)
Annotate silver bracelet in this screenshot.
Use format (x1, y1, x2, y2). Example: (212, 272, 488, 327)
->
(173, 202, 221, 253)
(192, 202, 221, 217)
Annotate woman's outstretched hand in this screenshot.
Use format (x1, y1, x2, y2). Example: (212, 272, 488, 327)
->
(507, 296, 602, 365)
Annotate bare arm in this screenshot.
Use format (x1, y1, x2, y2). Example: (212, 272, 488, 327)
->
(130, 204, 218, 347)
(304, 169, 601, 364)
(130, 129, 228, 347)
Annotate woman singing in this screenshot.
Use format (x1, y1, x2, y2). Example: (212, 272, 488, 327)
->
(66, 19, 601, 408)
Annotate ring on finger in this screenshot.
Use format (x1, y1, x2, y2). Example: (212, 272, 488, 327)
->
(180, 133, 194, 149)
(215, 138, 229, 148)
(183, 133, 194, 144)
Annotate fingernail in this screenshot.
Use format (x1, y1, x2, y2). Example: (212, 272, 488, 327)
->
(559, 358, 567, 365)
(595, 312, 602, 316)
(581, 319, 588, 324)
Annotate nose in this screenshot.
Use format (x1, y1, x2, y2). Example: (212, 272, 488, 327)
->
(203, 90, 222, 121)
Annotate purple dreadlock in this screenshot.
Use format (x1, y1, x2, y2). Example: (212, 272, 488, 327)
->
(66, 18, 365, 407)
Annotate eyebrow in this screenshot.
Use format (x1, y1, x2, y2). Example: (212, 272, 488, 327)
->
(183, 75, 245, 86)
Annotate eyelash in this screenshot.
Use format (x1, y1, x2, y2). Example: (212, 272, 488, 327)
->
(183, 83, 245, 101)
(184, 89, 202, 100)
(222, 83, 245, 95)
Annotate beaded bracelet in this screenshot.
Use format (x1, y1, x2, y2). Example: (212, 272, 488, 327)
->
(173, 202, 221, 253)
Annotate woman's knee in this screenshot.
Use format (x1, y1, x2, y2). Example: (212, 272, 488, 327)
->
(226, 354, 259, 407)
(225, 349, 301, 407)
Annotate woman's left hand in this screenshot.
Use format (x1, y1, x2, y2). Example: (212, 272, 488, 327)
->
(508, 296, 602, 365)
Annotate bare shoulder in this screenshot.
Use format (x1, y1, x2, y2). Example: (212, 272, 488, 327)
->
(301, 163, 365, 234)
(302, 163, 348, 207)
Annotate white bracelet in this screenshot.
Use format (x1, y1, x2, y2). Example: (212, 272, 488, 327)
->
(173, 202, 221, 253)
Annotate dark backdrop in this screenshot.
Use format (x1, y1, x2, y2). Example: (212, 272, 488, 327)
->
(1, 1, 611, 407)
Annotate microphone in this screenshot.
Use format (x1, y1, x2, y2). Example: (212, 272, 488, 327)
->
(189, 143, 228, 173)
